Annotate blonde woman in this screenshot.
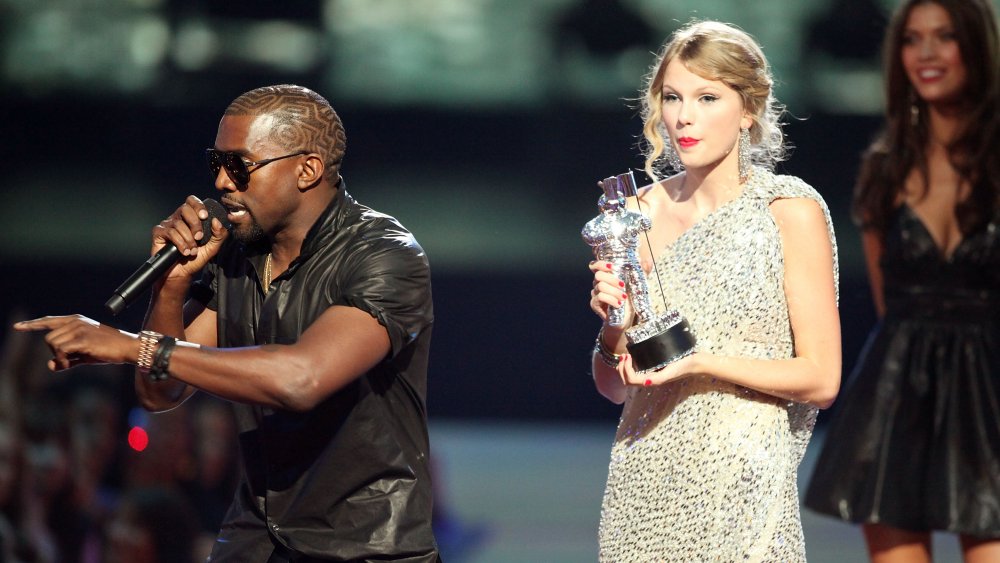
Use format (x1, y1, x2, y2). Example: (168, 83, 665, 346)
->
(587, 21, 840, 561)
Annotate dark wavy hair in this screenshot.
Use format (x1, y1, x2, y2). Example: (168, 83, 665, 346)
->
(853, 0, 1000, 234)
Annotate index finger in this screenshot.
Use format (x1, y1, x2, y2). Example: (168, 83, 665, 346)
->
(12, 316, 73, 332)
(185, 195, 209, 221)
(180, 195, 210, 241)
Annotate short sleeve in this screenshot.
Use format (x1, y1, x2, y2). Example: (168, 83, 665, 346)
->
(337, 231, 433, 358)
(190, 259, 220, 311)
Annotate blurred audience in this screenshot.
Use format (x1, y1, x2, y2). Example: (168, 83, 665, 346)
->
(104, 486, 198, 563)
(0, 418, 24, 562)
(0, 313, 239, 562)
(0, 311, 474, 562)
(20, 397, 86, 563)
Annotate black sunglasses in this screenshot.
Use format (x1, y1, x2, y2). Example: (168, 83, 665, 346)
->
(206, 148, 310, 187)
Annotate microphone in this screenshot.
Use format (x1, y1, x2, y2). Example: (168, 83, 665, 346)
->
(105, 198, 231, 316)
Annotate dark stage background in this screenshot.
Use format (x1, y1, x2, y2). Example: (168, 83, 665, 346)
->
(15, 0, 996, 559)
(0, 0, 900, 422)
(0, 105, 879, 422)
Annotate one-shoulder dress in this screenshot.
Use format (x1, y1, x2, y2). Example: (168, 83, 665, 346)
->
(805, 204, 1000, 538)
(598, 169, 839, 562)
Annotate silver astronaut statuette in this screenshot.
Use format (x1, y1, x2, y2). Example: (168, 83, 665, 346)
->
(581, 171, 696, 374)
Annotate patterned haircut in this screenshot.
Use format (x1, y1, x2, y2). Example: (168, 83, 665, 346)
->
(225, 84, 347, 178)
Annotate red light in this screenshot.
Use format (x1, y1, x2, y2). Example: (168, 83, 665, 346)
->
(128, 426, 149, 452)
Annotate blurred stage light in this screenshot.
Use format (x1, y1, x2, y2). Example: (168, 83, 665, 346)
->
(127, 426, 149, 452)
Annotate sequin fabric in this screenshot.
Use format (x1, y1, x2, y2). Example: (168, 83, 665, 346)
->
(598, 168, 838, 562)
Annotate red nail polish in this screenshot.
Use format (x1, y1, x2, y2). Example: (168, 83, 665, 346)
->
(618, 281, 625, 288)
(621, 293, 627, 299)
(605, 263, 613, 270)
(644, 379, 652, 386)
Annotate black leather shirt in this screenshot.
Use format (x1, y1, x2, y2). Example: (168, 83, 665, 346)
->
(192, 186, 439, 562)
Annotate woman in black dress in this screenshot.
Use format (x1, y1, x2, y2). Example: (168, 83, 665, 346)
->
(805, 1, 1000, 562)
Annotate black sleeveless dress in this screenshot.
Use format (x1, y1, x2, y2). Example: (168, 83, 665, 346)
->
(805, 204, 1000, 538)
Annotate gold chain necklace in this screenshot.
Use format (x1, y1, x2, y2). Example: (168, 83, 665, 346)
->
(263, 253, 273, 294)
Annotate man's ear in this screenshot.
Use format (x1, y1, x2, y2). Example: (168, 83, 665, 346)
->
(298, 154, 325, 191)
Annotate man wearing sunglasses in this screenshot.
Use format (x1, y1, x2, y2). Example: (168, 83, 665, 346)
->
(15, 85, 439, 562)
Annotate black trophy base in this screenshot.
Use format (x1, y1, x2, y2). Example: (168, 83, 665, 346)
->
(625, 315, 696, 375)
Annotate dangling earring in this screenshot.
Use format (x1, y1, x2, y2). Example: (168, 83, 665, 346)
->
(738, 128, 752, 182)
(910, 103, 919, 127)
(664, 138, 684, 172)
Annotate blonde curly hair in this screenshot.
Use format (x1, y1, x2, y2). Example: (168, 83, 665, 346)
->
(640, 21, 786, 181)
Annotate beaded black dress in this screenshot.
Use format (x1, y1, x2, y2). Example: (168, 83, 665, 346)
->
(597, 169, 838, 562)
(806, 204, 1000, 538)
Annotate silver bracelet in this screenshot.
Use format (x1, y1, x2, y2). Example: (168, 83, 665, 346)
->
(594, 329, 623, 368)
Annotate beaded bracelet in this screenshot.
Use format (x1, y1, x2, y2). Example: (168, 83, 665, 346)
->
(594, 329, 623, 368)
(149, 336, 177, 381)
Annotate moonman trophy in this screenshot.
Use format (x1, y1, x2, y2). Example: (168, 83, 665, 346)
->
(581, 170, 696, 374)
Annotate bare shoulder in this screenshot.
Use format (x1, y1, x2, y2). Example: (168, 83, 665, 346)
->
(768, 196, 827, 230)
(769, 197, 835, 267)
(756, 173, 836, 253)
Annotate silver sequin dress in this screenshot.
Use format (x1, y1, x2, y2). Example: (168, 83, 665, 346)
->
(598, 169, 838, 562)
